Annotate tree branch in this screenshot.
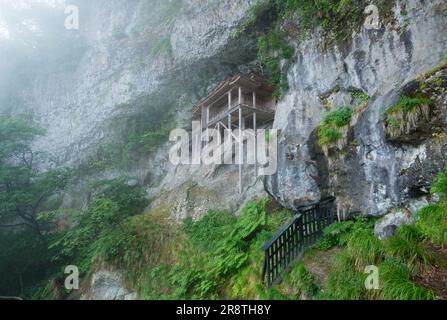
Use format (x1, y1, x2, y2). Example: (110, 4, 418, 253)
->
(0, 223, 28, 228)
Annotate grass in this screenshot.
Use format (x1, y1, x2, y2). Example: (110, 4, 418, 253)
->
(383, 225, 434, 269)
(86, 198, 292, 300)
(258, 28, 293, 98)
(379, 259, 435, 300)
(324, 251, 368, 300)
(431, 166, 447, 196)
(414, 203, 447, 247)
(298, 196, 447, 301)
(317, 106, 353, 146)
(33, 166, 447, 300)
(386, 96, 433, 116)
(346, 225, 383, 267)
(285, 263, 319, 298)
(383, 95, 434, 139)
(276, 0, 369, 42)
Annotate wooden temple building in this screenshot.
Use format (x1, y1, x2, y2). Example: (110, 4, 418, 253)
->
(192, 72, 277, 193)
(192, 72, 277, 132)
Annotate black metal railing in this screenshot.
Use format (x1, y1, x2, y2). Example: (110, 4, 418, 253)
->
(261, 197, 336, 288)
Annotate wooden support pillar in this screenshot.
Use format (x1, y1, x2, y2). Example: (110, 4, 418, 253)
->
(206, 106, 210, 141)
(201, 106, 205, 129)
(238, 107, 243, 194)
(206, 106, 210, 125)
(238, 86, 242, 105)
(253, 91, 256, 108)
(217, 122, 221, 160)
(253, 112, 257, 177)
(228, 90, 232, 110)
(225, 111, 233, 165)
(228, 112, 232, 130)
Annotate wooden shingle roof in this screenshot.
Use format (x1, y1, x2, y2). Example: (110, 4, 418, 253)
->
(192, 72, 276, 115)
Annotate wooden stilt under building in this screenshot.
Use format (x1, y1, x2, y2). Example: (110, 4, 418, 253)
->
(192, 72, 277, 193)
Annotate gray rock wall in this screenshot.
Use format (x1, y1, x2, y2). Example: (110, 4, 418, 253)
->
(266, 0, 447, 217)
(3, 0, 446, 220)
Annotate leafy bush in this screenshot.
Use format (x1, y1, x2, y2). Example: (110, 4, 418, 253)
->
(318, 106, 353, 146)
(50, 198, 122, 272)
(183, 210, 236, 252)
(94, 208, 186, 278)
(324, 106, 353, 127)
(317, 126, 342, 146)
(93, 178, 149, 216)
(123, 198, 290, 300)
(50, 179, 148, 273)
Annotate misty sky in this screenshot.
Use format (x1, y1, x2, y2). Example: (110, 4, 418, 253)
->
(0, 0, 89, 112)
(0, 0, 67, 42)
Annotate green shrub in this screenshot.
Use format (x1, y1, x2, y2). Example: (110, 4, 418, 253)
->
(49, 197, 123, 272)
(386, 96, 433, 115)
(93, 178, 149, 216)
(50, 179, 148, 273)
(318, 125, 342, 146)
(431, 166, 447, 197)
(415, 204, 447, 247)
(117, 198, 285, 300)
(183, 210, 236, 252)
(318, 106, 353, 146)
(258, 29, 292, 98)
(324, 106, 353, 127)
(384, 225, 433, 268)
(95, 208, 184, 272)
(379, 259, 435, 300)
(324, 251, 368, 300)
(317, 220, 355, 250)
(346, 225, 383, 268)
(286, 263, 319, 297)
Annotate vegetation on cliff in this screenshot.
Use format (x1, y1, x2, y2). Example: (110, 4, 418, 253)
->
(1, 114, 446, 300)
(240, 0, 397, 97)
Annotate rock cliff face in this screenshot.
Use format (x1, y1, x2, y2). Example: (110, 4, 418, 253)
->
(3, 0, 446, 223)
(266, 0, 447, 218)
(3, 0, 444, 301)
(5, 0, 264, 215)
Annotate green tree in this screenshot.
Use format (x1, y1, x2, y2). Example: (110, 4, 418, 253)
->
(0, 115, 69, 241)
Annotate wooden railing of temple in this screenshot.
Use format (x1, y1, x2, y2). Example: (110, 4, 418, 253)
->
(261, 197, 336, 288)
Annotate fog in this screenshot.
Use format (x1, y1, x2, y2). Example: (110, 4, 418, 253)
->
(0, 0, 88, 114)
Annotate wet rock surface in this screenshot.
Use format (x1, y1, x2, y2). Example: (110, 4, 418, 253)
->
(266, 0, 447, 217)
